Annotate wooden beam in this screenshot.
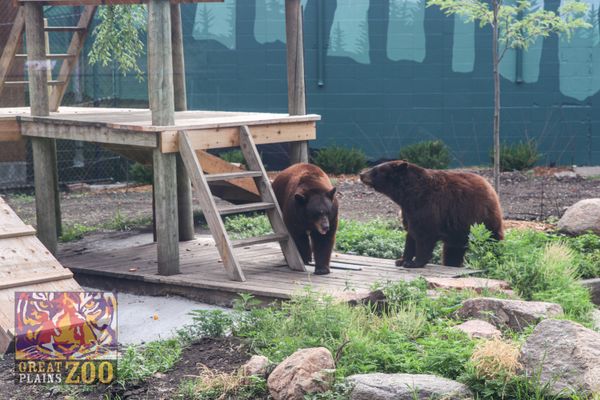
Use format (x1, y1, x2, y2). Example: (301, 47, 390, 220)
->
(285, 0, 308, 164)
(24, 2, 48, 117)
(197, 150, 259, 196)
(171, 3, 194, 241)
(0, 8, 25, 94)
(160, 121, 316, 152)
(49, 6, 97, 112)
(18, 0, 223, 4)
(149, 0, 179, 274)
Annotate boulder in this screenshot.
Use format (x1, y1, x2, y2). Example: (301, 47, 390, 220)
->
(453, 319, 502, 339)
(240, 355, 270, 382)
(557, 199, 600, 236)
(426, 277, 511, 293)
(346, 373, 473, 400)
(520, 319, 600, 395)
(581, 278, 600, 306)
(592, 309, 600, 333)
(267, 347, 335, 400)
(456, 298, 563, 331)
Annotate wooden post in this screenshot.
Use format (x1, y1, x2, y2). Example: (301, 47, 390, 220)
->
(285, 0, 308, 164)
(25, 2, 60, 254)
(148, 0, 179, 275)
(171, 3, 195, 241)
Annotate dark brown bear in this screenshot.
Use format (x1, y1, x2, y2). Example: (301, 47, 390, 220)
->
(360, 161, 503, 268)
(272, 163, 338, 275)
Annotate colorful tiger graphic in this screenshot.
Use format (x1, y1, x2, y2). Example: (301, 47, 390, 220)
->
(15, 292, 117, 360)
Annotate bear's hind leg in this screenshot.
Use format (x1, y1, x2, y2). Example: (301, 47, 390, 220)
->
(310, 229, 336, 275)
(442, 243, 467, 267)
(396, 233, 416, 267)
(292, 232, 312, 265)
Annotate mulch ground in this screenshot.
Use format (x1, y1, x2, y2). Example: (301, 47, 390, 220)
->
(3, 168, 599, 228)
(0, 337, 251, 400)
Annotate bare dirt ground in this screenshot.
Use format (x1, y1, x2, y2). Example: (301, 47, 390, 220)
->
(3, 168, 599, 230)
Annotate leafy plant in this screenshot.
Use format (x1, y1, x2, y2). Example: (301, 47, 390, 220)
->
(116, 338, 182, 386)
(335, 219, 406, 259)
(495, 140, 541, 171)
(59, 223, 96, 242)
(313, 146, 368, 175)
(187, 310, 233, 338)
(398, 140, 452, 169)
(129, 162, 153, 185)
(88, 5, 147, 79)
(224, 214, 272, 240)
(219, 150, 247, 167)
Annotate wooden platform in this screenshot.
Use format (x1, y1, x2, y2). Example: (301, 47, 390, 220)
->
(59, 236, 474, 306)
(0, 196, 81, 354)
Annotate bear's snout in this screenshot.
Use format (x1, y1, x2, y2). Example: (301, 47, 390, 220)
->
(359, 169, 372, 186)
(315, 216, 330, 235)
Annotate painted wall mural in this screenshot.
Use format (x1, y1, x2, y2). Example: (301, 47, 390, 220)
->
(388, 0, 426, 63)
(328, 0, 370, 64)
(192, 0, 236, 49)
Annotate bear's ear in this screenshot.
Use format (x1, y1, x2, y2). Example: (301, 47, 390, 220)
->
(294, 193, 307, 205)
(394, 162, 409, 172)
(326, 187, 337, 200)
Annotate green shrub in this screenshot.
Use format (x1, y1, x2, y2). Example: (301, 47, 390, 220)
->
(219, 150, 246, 166)
(129, 162, 153, 184)
(313, 146, 367, 175)
(495, 140, 540, 171)
(336, 219, 406, 259)
(398, 140, 451, 169)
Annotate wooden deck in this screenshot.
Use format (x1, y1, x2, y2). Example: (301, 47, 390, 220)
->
(59, 236, 474, 306)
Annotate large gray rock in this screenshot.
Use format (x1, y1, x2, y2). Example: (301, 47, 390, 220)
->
(456, 298, 563, 331)
(558, 198, 600, 235)
(267, 347, 335, 400)
(453, 319, 502, 339)
(346, 373, 473, 400)
(520, 319, 600, 395)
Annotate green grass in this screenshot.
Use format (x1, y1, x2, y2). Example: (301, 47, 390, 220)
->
(57, 211, 153, 242)
(59, 223, 98, 242)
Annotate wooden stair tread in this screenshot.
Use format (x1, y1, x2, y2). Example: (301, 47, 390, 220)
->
(0, 225, 36, 240)
(205, 171, 262, 182)
(15, 53, 75, 59)
(44, 26, 86, 32)
(232, 233, 288, 248)
(4, 80, 64, 86)
(218, 202, 275, 215)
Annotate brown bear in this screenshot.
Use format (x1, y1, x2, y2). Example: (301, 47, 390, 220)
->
(360, 160, 503, 268)
(272, 163, 338, 275)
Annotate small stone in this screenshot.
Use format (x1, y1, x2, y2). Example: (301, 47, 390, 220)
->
(240, 355, 270, 380)
(557, 199, 600, 236)
(520, 319, 600, 395)
(455, 297, 563, 331)
(453, 319, 502, 339)
(267, 347, 335, 400)
(346, 373, 473, 400)
(426, 277, 511, 293)
(554, 171, 579, 179)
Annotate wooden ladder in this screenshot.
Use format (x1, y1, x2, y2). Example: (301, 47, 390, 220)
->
(0, 5, 96, 111)
(178, 125, 307, 282)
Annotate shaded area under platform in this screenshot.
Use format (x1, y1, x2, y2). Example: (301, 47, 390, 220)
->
(58, 234, 476, 306)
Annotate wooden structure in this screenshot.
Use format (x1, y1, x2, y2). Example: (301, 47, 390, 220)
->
(60, 235, 476, 306)
(0, 0, 316, 282)
(0, 196, 81, 354)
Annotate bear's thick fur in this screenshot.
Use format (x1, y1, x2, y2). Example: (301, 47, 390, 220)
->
(360, 160, 503, 268)
(272, 163, 338, 275)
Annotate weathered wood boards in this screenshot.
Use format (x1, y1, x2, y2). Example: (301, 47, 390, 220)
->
(15, 0, 223, 5)
(0, 196, 81, 355)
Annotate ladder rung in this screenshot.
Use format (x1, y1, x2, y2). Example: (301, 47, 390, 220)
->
(44, 26, 86, 32)
(15, 53, 75, 59)
(205, 171, 262, 182)
(232, 233, 288, 248)
(4, 80, 64, 86)
(218, 202, 275, 216)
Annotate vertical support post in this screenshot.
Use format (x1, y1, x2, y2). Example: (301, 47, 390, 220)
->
(171, 3, 195, 241)
(148, 0, 179, 275)
(25, 2, 60, 254)
(285, 0, 308, 164)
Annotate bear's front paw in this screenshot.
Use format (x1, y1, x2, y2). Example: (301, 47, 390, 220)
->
(395, 258, 405, 267)
(314, 267, 330, 275)
(403, 260, 426, 269)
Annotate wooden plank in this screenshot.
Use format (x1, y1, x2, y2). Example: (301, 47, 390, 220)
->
(0, 271, 73, 290)
(153, 149, 180, 275)
(198, 150, 259, 196)
(160, 121, 316, 152)
(24, 2, 49, 116)
(205, 171, 262, 182)
(44, 26, 86, 32)
(178, 130, 245, 282)
(218, 202, 275, 216)
(49, 6, 97, 112)
(4, 80, 63, 86)
(232, 233, 288, 248)
(0, 8, 24, 94)
(20, 120, 158, 147)
(0, 225, 36, 240)
(31, 138, 59, 254)
(0, 120, 22, 142)
(18, 0, 223, 4)
(239, 126, 306, 272)
(285, 0, 308, 163)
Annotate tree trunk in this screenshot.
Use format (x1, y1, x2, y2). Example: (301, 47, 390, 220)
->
(492, 1, 501, 194)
